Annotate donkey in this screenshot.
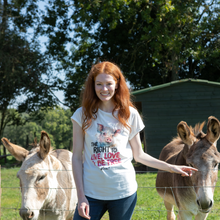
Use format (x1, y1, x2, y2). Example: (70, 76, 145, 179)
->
(1, 131, 77, 220)
(156, 116, 220, 220)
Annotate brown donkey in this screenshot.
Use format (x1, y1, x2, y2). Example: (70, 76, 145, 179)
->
(156, 116, 220, 220)
(1, 131, 77, 220)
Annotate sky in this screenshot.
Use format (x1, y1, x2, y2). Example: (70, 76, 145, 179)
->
(12, 1, 66, 109)
(38, 1, 66, 107)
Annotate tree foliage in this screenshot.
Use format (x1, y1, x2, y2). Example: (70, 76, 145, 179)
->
(0, 0, 60, 139)
(39, 0, 220, 110)
(39, 107, 73, 149)
(3, 107, 72, 151)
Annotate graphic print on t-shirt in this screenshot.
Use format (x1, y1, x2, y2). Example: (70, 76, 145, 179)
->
(91, 123, 122, 169)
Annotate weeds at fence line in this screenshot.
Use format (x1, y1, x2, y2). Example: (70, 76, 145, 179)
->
(1, 168, 220, 219)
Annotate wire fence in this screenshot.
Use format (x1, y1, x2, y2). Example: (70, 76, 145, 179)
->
(1, 168, 220, 219)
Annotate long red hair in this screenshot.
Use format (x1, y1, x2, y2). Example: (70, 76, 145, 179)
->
(81, 61, 135, 131)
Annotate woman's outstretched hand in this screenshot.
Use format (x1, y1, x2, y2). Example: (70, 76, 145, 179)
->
(170, 165, 198, 177)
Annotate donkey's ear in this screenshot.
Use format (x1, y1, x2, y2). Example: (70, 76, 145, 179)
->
(206, 116, 220, 144)
(1, 138, 28, 161)
(39, 131, 52, 160)
(177, 121, 195, 147)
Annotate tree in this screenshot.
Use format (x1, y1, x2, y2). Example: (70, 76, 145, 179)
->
(38, 0, 220, 110)
(39, 107, 73, 149)
(3, 107, 72, 151)
(0, 0, 60, 141)
(2, 120, 56, 150)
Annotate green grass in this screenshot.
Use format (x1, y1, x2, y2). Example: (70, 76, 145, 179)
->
(1, 167, 21, 219)
(1, 168, 220, 219)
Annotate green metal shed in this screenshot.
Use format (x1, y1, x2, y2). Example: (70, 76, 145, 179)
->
(132, 79, 220, 162)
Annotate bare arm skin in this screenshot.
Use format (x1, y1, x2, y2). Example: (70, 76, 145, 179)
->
(129, 133, 198, 176)
(72, 120, 91, 219)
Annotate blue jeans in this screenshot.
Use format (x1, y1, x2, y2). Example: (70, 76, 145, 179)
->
(73, 192, 137, 220)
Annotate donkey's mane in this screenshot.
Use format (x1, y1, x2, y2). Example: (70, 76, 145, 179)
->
(172, 121, 206, 142)
(190, 121, 206, 137)
(29, 147, 40, 155)
(28, 145, 54, 156)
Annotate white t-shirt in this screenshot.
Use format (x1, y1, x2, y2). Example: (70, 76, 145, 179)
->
(71, 106, 145, 200)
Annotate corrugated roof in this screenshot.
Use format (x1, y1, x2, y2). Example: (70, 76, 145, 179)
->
(131, 79, 220, 95)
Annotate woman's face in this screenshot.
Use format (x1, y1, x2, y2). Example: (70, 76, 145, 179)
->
(95, 73, 118, 103)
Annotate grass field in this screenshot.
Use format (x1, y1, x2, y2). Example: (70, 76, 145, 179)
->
(1, 168, 220, 219)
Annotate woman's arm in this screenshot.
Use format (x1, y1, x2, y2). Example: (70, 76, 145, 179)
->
(72, 120, 90, 219)
(129, 133, 197, 176)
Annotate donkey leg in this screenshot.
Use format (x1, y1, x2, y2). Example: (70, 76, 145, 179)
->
(164, 201, 176, 220)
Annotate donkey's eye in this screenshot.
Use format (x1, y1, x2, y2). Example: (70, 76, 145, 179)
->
(213, 163, 218, 168)
(38, 175, 46, 182)
(188, 163, 194, 167)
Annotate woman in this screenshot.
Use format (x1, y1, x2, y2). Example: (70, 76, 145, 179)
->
(71, 61, 197, 220)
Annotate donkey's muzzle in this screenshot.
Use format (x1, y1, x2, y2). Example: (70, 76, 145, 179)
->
(19, 207, 34, 219)
(197, 199, 213, 213)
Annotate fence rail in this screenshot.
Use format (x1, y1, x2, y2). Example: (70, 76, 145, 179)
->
(0, 154, 11, 160)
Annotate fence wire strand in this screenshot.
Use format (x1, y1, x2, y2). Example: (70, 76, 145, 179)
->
(1, 169, 220, 219)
